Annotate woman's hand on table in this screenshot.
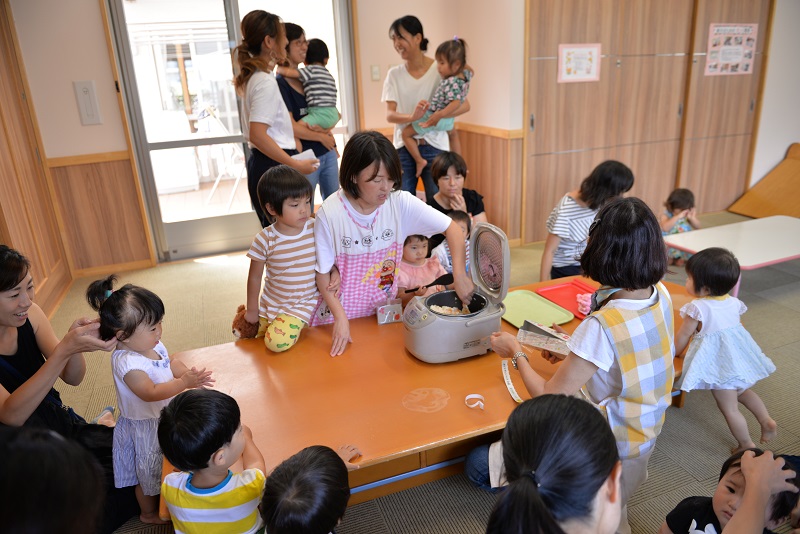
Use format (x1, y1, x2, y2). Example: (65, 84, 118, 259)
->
(337, 444, 362, 470)
(490, 332, 521, 358)
(330, 317, 352, 357)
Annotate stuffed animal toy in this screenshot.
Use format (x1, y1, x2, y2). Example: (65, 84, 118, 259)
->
(232, 304, 259, 339)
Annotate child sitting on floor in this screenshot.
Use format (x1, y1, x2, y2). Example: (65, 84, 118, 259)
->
(431, 210, 471, 274)
(158, 389, 266, 534)
(660, 188, 701, 266)
(396, 234, 449, 307)
(261, 444, 361, 534)
(660, 449, 798, 534)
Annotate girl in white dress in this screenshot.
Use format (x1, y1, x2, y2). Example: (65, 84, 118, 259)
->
(674, 247, 777, 452)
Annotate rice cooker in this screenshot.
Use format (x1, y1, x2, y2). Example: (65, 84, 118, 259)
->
(404, 222, 510, 363)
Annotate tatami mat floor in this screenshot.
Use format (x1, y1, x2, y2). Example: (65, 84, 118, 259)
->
(48, 212, 800, 534)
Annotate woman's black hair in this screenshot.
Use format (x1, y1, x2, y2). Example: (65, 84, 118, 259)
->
(0, 427, 105, 534)
(719, 449, 800, 524)
(257, 165, 314, 224)
(0, 245, 31, 292)
(284, 22, 305, 53)
(665, 188, 695, 212)
(578, 160, 635, 210)
(435, 38, 467, 71)
(389, 15, 428, 52)
(86, 275, 165, 341)
(487, 395, 619, 534)
(261, 445, 350, 534)
(685, 247, 740, 297)
(158, 389, 241, 472)
(306, 39, 329, 64)
(580, 197, 668, 289)
(339, 130, 401, 199)
(431, 151, 468, 182)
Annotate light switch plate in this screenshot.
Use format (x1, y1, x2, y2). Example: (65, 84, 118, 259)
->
(73, 80, 103, 125)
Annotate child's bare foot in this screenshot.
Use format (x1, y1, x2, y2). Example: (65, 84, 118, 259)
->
(732, 441, 756, 454)
(139, 512, 170, 525)
(415, 158, 427, 178)
(760, 418, 778, 444)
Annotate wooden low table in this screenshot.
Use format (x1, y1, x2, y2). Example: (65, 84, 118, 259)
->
(160, 277, 689, 518)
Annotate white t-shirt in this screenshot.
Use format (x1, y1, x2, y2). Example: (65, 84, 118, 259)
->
(242, 70, 295, 151)
(111, 342, 174, 420)
(381, 62, 449, 151)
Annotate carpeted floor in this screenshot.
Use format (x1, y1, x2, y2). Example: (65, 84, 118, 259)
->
(48, 212, 800, 534)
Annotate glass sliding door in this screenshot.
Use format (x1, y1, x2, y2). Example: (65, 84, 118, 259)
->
(108, 0, 356, 261)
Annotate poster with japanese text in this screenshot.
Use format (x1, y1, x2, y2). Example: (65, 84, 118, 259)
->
(705, 23, 758, 76)
(558, 44, 601, 83)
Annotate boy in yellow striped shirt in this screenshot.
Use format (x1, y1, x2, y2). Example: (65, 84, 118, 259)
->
(158, 389, 266, 534)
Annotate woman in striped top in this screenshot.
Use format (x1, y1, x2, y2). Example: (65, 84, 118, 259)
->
(539, 160, 634, 281)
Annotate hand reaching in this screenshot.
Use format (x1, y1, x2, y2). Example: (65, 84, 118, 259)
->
(63, 320, 117, 353)
(410, 100, 430, 122)
(490, 331, 521, 358)
(337, 444, 362, 470)
(180, 367, 215, 389)
(740, 450, 798, 497)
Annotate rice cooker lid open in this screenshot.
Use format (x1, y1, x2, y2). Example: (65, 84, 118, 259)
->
(470, 222, 510, 306)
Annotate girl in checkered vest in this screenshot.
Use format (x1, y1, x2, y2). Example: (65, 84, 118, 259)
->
(486, 197, 674, 534)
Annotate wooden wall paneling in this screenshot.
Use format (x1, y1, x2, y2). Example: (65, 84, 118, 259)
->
(460, 131, 512, 238)
(523, 148, 615, 244)
(50, 160, 152, 273)
(678, 135, 751, 213)
(528, 58, 619, 155)
(682, 53, 763, 139)
(0, 1, 71, 314)
(529, 0, 616, 57)
(615, 141, 680, 217)
(617, 56, 688, 145)
(618, 0, 694, 55)
(508, 139, 523, 241)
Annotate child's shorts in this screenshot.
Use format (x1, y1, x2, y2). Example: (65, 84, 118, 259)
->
(257, 313, 307, 352)
(113, 416, 163, 495)
(302, 106, 339, 130)
(412, 110, 454, 135)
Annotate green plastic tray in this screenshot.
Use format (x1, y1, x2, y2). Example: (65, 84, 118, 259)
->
(502, 290, 574, 328)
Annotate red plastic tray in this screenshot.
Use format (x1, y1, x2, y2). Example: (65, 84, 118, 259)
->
(535, 279, 597, 319)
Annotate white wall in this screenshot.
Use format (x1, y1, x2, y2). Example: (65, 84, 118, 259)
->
(355, 0, 524, 132)
(9, 0, 128, 158)
(750, 0, 800, 185)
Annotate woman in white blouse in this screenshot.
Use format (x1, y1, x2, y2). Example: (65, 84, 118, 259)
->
(234, 10, 318, 227)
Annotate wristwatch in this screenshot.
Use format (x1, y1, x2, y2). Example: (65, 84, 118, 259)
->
(511, 351, 529, 370)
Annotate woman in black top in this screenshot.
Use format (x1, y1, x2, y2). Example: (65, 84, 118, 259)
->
(0, 245, 137, 532)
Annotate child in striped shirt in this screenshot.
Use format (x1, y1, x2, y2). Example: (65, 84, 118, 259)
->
(243, 166, 322, 352)
(159, 389, 266, 534)
(277, 38, 340, 131)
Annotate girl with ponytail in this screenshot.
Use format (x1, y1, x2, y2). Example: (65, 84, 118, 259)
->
(487, 395, 622, 534)
(234, 10, 318, 227)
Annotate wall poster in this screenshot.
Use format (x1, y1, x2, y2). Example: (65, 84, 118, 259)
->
(706, 23, 758, 76)
(557, 43, 601, 83)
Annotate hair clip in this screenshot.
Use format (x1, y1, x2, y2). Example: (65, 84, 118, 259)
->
(526, 469, 541, 488)
(104, 289, 113, 298)
(453, 35, 459, 42)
